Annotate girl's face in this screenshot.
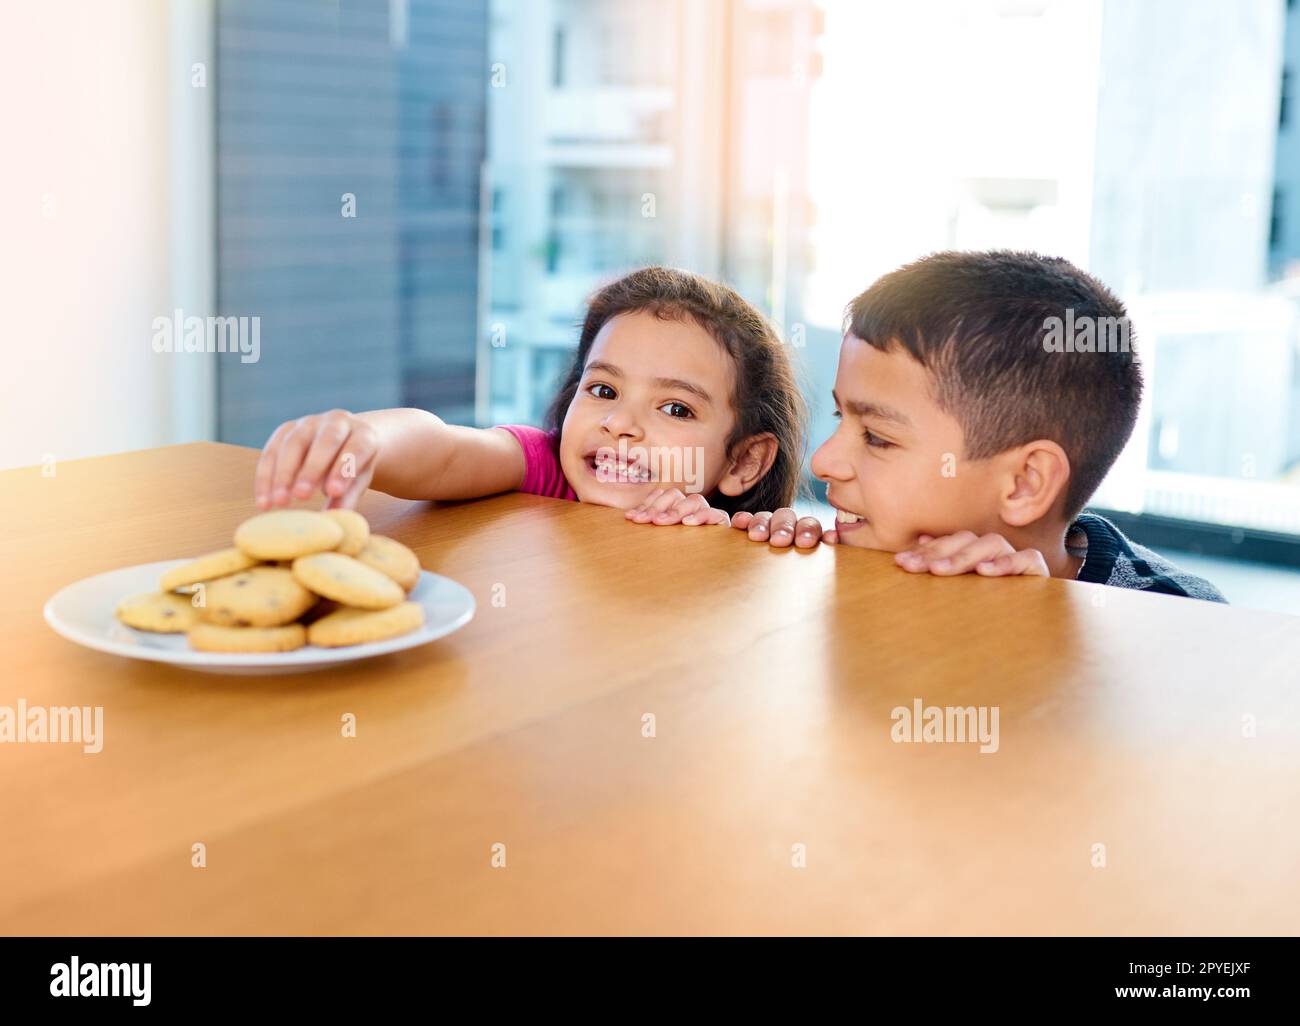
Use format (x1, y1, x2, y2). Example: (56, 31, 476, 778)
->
(559, 310, 745, 509)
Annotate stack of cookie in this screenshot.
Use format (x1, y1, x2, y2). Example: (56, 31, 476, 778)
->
(114, 510, 425, 652)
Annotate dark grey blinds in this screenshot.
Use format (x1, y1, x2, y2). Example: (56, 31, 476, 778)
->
(215, 0, 486, 447)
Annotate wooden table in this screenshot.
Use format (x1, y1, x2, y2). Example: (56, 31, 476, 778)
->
(2, 442, 1298, 935)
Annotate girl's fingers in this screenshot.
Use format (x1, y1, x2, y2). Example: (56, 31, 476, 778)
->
(681, 498, 729, 526)
(324, 432, 376, 499)
(793, 516, 824, 549)
(625, 488, 667, 521)
(254, 420, 295, 508)
(766, 508, 799, 547)
(652, 491, 694, 523)
(627, 489, 688, 523)
(676, 495, 707, 525)
(746, 511, 774, 541)
(268, 418, 317, 506)
(731, 511, 755, 531)
(327, 460, 375, 510)
(295, 415, 354, 499)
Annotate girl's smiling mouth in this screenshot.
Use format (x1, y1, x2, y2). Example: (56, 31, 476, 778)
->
(585, 450, 653, 484)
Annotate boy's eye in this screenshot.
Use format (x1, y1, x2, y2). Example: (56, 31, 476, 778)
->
(834, 412, 893, 448)
(586, 383, 616, 400)
(658, 401, 693, 419)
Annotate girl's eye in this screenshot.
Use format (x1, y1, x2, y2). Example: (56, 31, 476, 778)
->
(587, 383, 616, 400)
(659, 401, 693, 419)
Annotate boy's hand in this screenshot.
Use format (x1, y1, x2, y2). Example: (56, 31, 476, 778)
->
(894, 532, 1048, 576)
(255, 409, 378, 511)
(730, 509, 833, 549)
(624, 488, 730, 526)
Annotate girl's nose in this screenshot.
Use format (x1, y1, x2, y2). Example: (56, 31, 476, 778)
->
(601, 405, 644, 440)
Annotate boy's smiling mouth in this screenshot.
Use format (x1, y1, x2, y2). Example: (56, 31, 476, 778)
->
(829, 500, 868, 533)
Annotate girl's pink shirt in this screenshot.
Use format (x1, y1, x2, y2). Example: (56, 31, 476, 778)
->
(496, 424, 579, 502)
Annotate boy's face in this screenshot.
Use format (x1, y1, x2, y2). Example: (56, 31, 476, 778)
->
(811, 334, 1006, 552)
(559, 310, 741, 509)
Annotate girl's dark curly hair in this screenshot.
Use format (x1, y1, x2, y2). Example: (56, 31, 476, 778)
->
(543, 266, 808, 515)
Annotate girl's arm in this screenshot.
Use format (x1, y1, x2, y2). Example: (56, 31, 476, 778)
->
(361, 409, 525, 500)
(255, 408, 526, 509)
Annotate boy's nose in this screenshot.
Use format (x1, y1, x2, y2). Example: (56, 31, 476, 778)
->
(810, 435, 850, 482)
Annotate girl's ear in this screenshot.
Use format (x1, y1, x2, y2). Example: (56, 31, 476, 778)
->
(717, 432, 779, 497)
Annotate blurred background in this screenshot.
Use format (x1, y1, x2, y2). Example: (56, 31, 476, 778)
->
(4, 0, 1300, 611)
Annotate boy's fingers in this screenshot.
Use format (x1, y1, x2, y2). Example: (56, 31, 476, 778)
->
(766, 508, 799, 547)
(895, 530, 979, 571)
(823, 528, 839, 545)
(793, 516, 824, 549)
(925, 534, 1015, 575)
(975, 549, 1049, 577)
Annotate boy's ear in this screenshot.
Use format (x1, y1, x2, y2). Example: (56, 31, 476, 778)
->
(717, 432, 779, 497)
(997, 439, 1071, 527)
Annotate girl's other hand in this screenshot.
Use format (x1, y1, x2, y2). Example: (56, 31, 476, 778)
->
(730, 509, 834, 549)
(624, 488, 730, 526)
(255, 409, 379, 511)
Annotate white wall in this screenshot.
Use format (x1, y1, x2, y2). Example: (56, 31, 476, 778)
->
(0, 0, 213, 472)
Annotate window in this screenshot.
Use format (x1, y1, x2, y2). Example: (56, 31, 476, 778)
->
(214, 0, 487, 445)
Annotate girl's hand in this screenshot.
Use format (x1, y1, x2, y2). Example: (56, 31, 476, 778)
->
(894, 532, 1049, 576)
(624, 488, 730, 526)
(255, 409, 379, 511)
(730, 509, 834, 549)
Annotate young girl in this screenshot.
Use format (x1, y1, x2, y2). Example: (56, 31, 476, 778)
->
(253, 267, 807, 525)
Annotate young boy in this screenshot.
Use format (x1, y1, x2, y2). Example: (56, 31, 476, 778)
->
(629, 250, 1226, 602)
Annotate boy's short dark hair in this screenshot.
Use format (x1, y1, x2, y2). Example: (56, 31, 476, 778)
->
(846, 250, 1143, 519)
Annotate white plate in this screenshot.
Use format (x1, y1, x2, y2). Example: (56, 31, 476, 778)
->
(43, 559, 476, 675)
